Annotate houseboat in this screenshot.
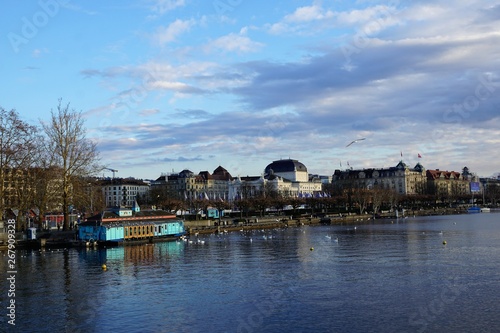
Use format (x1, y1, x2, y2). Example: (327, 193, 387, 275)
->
(78, 206, 185, 245)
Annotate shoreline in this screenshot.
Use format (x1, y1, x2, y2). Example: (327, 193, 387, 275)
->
(184, 207, 471, 235)
(0, 207, 488, 250)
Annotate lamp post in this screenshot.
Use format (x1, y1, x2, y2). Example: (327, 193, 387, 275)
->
(86, 183, 94, 217)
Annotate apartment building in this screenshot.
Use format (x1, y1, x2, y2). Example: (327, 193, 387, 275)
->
(101, 178, 150, 207)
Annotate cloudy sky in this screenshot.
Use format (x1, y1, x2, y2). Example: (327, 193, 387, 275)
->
(2, 0, 500, 179)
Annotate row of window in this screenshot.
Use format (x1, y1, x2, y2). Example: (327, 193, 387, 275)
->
(124, 225, 154, 238)
(105, 191, 139, 196)
(105, 186, 147, 191)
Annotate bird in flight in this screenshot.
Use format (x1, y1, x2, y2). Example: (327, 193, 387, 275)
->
(346, 138, 366, 147)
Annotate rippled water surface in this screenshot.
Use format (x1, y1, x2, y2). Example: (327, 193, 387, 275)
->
(2, 212, 500, 332)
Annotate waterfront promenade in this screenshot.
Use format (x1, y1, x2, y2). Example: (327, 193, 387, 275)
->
(0, 206, 473, 250)
(184, 206, 469, 235)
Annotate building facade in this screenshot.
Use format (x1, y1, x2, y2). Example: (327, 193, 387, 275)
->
(332, 161, 427, 195)
(101, 178, 150, 208)
(228, 159, 323, 200)
(333, 161, 480, 198)
(425, 169, 471, 197)
(152, 166, 233, 201)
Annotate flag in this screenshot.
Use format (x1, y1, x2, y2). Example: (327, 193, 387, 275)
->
(418, 153, 422, 158)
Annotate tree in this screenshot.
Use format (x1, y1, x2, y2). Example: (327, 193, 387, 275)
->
(251, 196, 269, 217)
(42, 100, 100, 230)
(352, 185, 370, 214)
(370, 186, 385, 217)
(0, 107, 39, 230)
(233, 198, 251, 218)
(210, 199, 230, 224)
(485, 183, 500, 206)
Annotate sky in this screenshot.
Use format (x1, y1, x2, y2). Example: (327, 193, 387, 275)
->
(2, 0, 500, 180)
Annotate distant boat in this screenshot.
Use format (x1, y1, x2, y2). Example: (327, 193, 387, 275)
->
(467, 206, 481, 214)
(481, 207, 491, 213)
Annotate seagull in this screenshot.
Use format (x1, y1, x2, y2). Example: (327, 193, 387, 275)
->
(346, 138, 366, 147)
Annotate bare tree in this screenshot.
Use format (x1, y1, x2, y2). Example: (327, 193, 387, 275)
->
(42, 100, 100, 230)
(488, 184, 500, 206)
(371, 187, 386, 217)
(352, 185, 371, 214)
(0, 108, 39, 230)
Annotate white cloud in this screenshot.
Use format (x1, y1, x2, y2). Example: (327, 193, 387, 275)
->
(154, 18, 196, 45)
(148, 0, 185, 15)
(32, 48, 49, 58)
(149, 80, 194, 92)
(268, 3, 399, 35)
(205, 33, 264, 54)
(140, 108, 160, 116)
(284, 3, 333, 23)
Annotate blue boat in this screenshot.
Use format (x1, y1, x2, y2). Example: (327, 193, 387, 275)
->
(467, 206, 481, 213)
(78, 207, 185, 245)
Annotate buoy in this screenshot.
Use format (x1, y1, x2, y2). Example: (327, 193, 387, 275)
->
(102, 264, 107, 270)
(310, 247, 314, 251)
(443, 240, 447, 245)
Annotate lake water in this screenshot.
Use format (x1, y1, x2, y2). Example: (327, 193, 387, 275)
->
(2, 212, 500, 333)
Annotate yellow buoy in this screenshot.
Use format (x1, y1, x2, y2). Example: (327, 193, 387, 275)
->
(442, 240, 447, 245)
(310, 247, 314, 251)
(102, 264, 107, 270)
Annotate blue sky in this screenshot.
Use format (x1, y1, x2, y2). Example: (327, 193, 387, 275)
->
(2, 0, 500, 180)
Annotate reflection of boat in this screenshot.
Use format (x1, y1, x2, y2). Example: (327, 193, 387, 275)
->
(104, 241, 184, 263)
(467, 206, 481, 213)
(78, 207, 185, 245)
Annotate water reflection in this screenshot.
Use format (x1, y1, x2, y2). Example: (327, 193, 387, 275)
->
(2, 213, 500, 333)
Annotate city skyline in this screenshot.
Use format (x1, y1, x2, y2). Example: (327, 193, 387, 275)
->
(3, 1, 500, 180)
(112, 157, 489, 182)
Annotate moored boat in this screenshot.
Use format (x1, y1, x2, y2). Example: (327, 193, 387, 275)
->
(467, 206, 481, 213)
(467, 206, 491, 213)
(78, 207, 185, 245)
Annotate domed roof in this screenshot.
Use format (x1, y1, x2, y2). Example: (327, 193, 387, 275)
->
(179, 169, 194, 178)
(264, 159, 307, 175)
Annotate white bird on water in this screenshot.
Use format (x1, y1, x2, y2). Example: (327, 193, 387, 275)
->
(346, 138, 366, 147)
